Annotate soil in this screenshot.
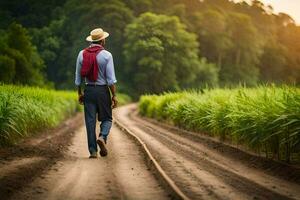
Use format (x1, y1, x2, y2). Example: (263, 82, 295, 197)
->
(0, 113, 83, 199)
(114, 104, 300, 200)
(1, 104, 300, 200)
(0, 112, 169, 200)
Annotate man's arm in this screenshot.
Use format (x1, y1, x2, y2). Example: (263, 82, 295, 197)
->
(106, 53, 118, 108)
(109, 84, 116, 96)
(75, 51, 84, 104)
(109, 84, 117, 108)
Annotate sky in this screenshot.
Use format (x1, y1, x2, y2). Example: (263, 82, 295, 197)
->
(237, 0, 300, 24)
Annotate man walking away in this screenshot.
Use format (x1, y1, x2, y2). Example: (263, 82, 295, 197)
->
(75, 28, 118, 158)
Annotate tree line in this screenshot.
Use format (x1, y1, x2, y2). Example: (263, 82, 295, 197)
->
(0, 0, 299, 96)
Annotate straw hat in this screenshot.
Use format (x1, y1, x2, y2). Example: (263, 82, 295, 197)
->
(86, 28, 109, 42)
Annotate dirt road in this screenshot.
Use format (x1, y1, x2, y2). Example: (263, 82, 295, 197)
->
(1, 104, 300, 200)
(2, 114, 169, 200)
(114, 104, 300, 200)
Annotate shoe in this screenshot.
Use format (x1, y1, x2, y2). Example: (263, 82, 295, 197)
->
(97, 138, 108, 157)
(89, 152, 97, 159)
(99, 133, 107, 144)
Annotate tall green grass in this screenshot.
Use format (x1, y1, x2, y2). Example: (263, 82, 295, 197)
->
(0, 85, 80, 146)
(139, 86, 300, 163)
(0, 84, 132, 146)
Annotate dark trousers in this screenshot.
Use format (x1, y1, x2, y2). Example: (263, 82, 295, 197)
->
(83, 85, 112, 154)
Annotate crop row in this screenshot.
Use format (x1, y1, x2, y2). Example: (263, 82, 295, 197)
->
(0, 85, 80, 146)
(139, 86, 300, 163)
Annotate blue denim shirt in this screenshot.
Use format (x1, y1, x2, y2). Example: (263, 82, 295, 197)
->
(75, 44, 117, 86)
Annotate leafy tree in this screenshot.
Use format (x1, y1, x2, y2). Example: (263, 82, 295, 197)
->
(123, 0, 153, 16)
(276, 18, 300, 84)
(194, 58, 219, 87)
(0, 23, 46, 86)
(30, 19, 63, 84)
(0, 55, 15, 83)
(221, 12, 262, 86)
(259, 40, 287, 83)
(123, 12, 212, 95)
(191, 10, 231, 68)
(0, 0, 66, 28)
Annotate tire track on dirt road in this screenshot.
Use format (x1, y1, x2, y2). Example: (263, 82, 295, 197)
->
(8, 122, 170, 200)
(114, 104, 300, 200)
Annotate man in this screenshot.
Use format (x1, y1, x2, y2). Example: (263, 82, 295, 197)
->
(75, 28, 118, 158)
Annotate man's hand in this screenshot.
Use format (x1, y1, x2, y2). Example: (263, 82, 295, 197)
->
(77, 86, 84, 105)
(78, 93, 84, 105)
(111, 95, 118, 109)
(109, 84, 117, 109)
